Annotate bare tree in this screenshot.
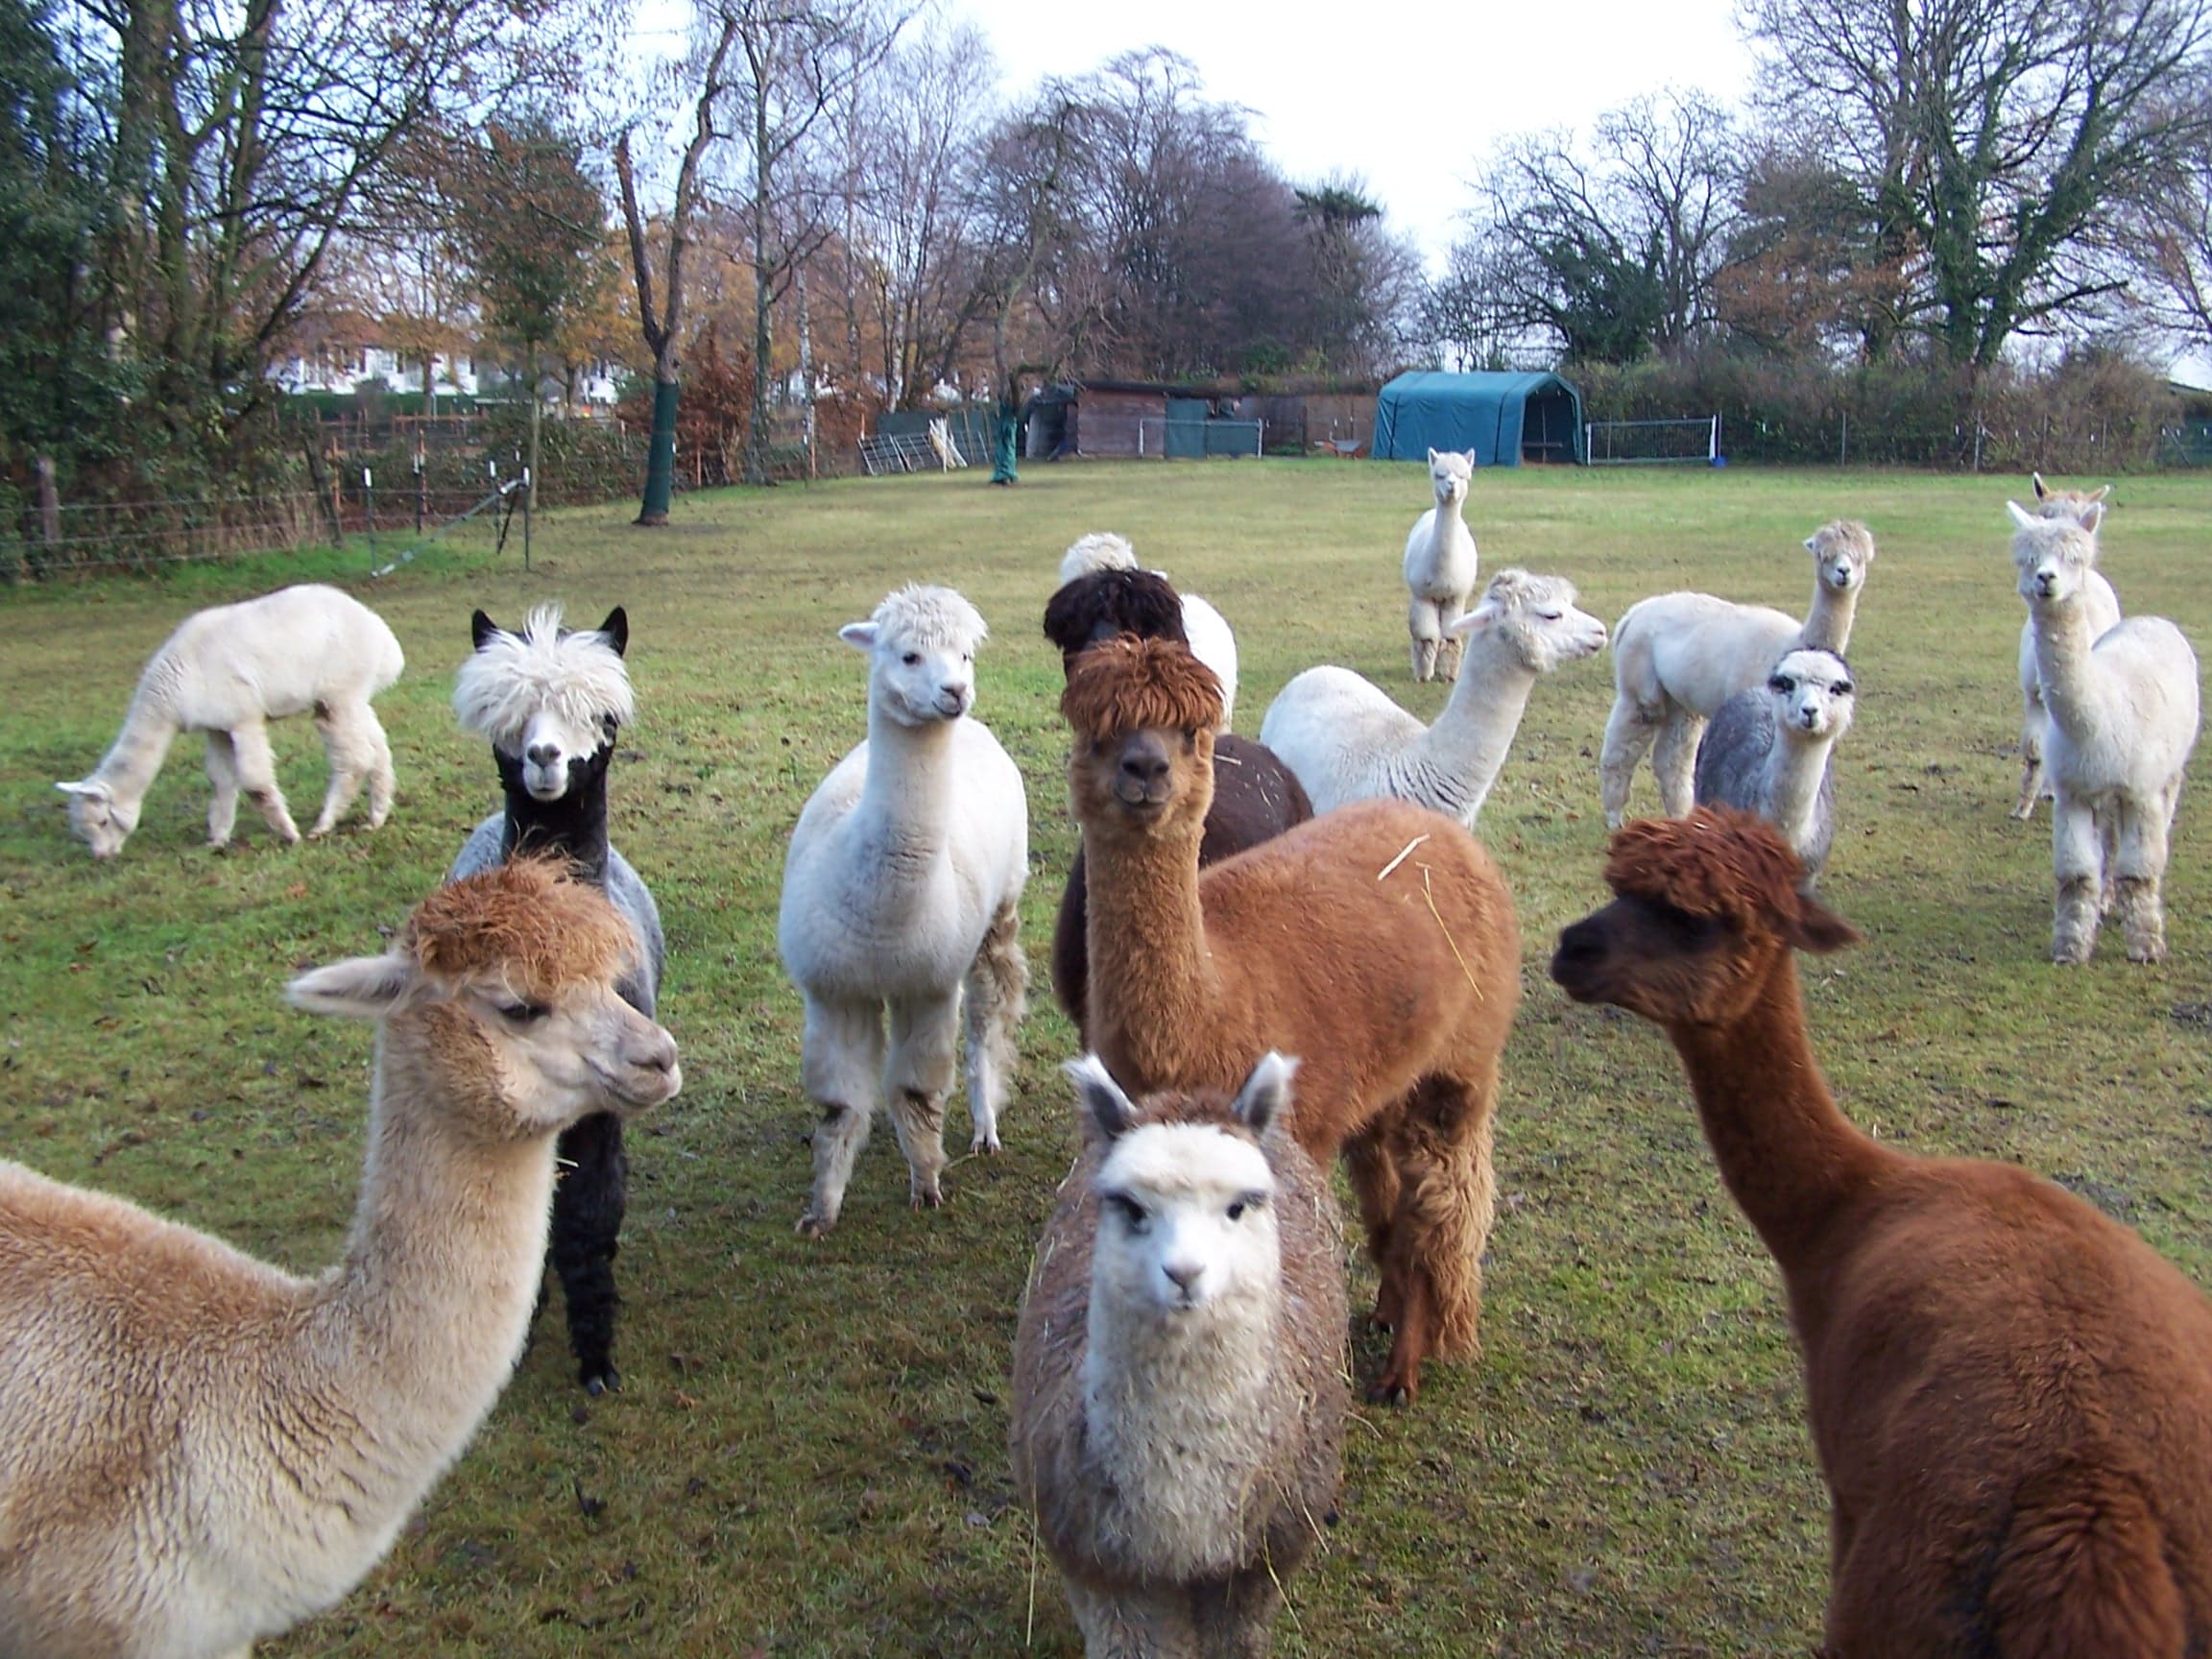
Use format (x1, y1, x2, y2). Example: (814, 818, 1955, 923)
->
(2122, 121, 2212, 352)
(1743, 0, 2212, 365)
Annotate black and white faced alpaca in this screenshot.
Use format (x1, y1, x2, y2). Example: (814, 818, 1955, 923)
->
(449, 604, 666, 1396)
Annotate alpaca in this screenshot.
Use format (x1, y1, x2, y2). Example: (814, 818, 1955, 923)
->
(58, 584, 403, 857)
(449, 604, 663, 1396)
(0, 858, 681, 1659)
(1692, 647, 1857, 882)
(1062, 636, 1521, 1404)
(2013, 473, 2122, 819)
(1045, 567, 1312, 1042)
(1057, 532, 1239, 730)
(1600, 520, 1876, 827)
(1403, 447, 1479, 683)
(1551, 808, 2212, 1657)
(1012, 1053, 1347, 1658)
(2008, 500, 2200, 963)
(1260, 568, 1607, 827)
(779, 585, 1029, 1235)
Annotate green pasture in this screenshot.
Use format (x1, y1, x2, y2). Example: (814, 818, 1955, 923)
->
(3, 458, 2209, 1656)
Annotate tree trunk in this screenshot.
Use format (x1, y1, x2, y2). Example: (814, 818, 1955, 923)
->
(638, 352, 680, 525)
(526, 346, 541, 514)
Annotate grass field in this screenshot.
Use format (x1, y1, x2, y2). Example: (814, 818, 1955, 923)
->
(3, 458, 2210, 1658)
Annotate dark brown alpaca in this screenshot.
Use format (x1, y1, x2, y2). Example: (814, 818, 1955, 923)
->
(1044, 567, 1311, 1042)
(1551, 808, 2212, 1657)
(1063, 636, 1521, 1404)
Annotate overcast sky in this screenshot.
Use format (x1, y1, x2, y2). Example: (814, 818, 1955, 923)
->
(947, 0, 1762, 271)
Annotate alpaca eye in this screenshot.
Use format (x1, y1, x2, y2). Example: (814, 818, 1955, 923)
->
(902, 652, 921, 667)
(1768, 676, 1791, 693)
(1835, 682, 1853, 696)
(1108, 1193, 1148, 1233)
(1538, 611, 1563, 622)
(497, 999, 549, 1023)
(1227, 1191, 1266, 1221)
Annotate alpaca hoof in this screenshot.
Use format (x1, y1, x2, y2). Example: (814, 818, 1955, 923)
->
(582, 1367, 619, 1398)
(2127, 940, 2168, 964)
(796, 1210, 836, 1238)
(306, 824, 332, 840)
(368, 809, 390, 830)
(971, 1130, 1001, 1156)
(1365, 1375, 1414, 1407)
(2008, 804, 2033, 822)
(910, 1185, 945, 1212)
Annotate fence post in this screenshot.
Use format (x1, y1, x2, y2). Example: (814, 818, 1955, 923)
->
(414, 445, 426, 535)
(522, 467, 532, 573)
(362, 467, 375, 561)
(1839, 410, 1848, 468)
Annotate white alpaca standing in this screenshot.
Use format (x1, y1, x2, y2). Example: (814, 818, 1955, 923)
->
(1260, 568, 1607, 827)
(1600, 519, 1876, 827)
(1693, 647, 1858, 882)
(779, 586, 1029, 1235)
(1057, 532, 1238, 731)
(0, 859, 680, 1659)
(57, 584, 404, 858)
(2009, 501, 2200, 964)
(2013, 474, 2121, 819)
(1403, 447, 1479, 682)
(1011, 1053, 1347, 1659)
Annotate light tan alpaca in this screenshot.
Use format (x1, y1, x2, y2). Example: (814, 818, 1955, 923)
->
(0, 858, 680, 1659)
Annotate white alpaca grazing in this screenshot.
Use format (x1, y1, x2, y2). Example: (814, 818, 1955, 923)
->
(779, 585, 1030, 1236)
(1260, 568, 1607, 827)
(1011, 1053, 1347, 1659)
(2008, 501, 2200, 964)
(1403, 447, 1479, 682)
(2013, 474, 2121, 819)
(58, 584, 404, 858)
(0, 859, 680, 1659)
(1057, 532, 1238, 731)
(1693, 648, 1858, 882)
(1600, 519, 1876, 827)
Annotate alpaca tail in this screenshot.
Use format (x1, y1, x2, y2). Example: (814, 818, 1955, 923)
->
(962, 897, 1028, 1154)
(1397, 1070, 1499, 1361)
(1985, 1459, 2185, 1659)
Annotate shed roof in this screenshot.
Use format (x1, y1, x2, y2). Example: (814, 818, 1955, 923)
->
(1372, 371, 1585, 466)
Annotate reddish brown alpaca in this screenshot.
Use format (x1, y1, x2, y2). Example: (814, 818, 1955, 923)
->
(1063, 636, 1521, 1404)
(1551, 808, 2212, 1657)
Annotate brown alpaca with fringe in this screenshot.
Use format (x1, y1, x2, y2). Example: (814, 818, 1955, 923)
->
(1551, 808, 2212, 1657)
(1063, 637, 1520, 1405)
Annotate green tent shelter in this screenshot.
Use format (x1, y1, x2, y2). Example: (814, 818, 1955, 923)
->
(1371, 371, 1586, 466)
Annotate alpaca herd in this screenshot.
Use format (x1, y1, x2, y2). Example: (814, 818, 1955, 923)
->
(20, 465, 2206, 1656)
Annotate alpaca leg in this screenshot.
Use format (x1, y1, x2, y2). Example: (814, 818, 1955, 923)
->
(2098, 804, 2120, 916)
(961, 897, 1028, 1154)
(2013, 692, 2046, 819)
(2113, 797, 2172, 964)
(549, 1110, 628, 1395)
(1436, 592, 1471, 683)
(886, 994, 959, 1210)
(1342, 1127, 1405, 1329)
(1407, 596, 1441, 683)
(1194, 1570, 1286, 1659)
(307, 702, 371, 837)
(1066, 1580, 1186, 1658)
(363, 707, 397, 829)
(1651, 710, 1705, 818)
(2051, 796, 2102, 965)
(798, 997, 885, 1237)
(1372, 1070, 1498, 1407)
(228, 721, 301, 844)
(1599, 695, 1661, 829)
(204, 731, 242, 847)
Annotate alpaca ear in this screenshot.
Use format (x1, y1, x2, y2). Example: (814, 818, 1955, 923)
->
(2087, 485, 2110, 504)
(2006, 500, 2037, 530)
(2078, 500, 2104, 535)
(838, 621, 878, 652)
(1231, 1051, 1299, 1139)
(470, 610, 501, 650)
(287, 951, 417, 1019)
(1427, 446, 1440, 466)
(597, 607, 629, 657)
(1462, 449, 1478, 468)
(1787, 895, 1862, 955)
(56, 779, 108, 800)
(1065, 1054, 1137, 1141)
(1450, 598, 1501, 637)
(2032, 471, 2051, 500)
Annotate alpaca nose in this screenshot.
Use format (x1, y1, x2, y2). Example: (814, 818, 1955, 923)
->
(1164, 1259, 1205, 1298)
(525, 740, 562, 769)
(1120, 748, 1169, 788)
(2036, 570, 2057, 597)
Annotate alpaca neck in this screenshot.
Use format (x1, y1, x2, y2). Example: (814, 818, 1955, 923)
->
(1799, 578, 1861, 654)
(1417, 636, 1536, 816)
(1664, 955, 1894, 1285)
(495, 745, 612, 883)
(92, 685, 180, 807)
(2026, 597, 2111, 740)
(1082, 1284, 1282, 1570)
(1079, 815, 1221, 1060)
(849, 704, 960, 880)
(297, 1015, 557, 1519)
(1766, 731, 1836, 851)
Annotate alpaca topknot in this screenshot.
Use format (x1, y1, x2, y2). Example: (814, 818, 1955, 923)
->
(2009, 513, 2100, 571)
(406, 854, 636, 998)
(453, 606, 635, 750)
(1057, 531, 1139, 587)
(1603, 807, 1811, 929)
(1042, 567, 1190, 660)
(870, 584, 989, 652)
(1060, 636, 1225, 741)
